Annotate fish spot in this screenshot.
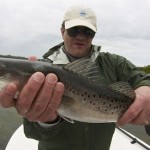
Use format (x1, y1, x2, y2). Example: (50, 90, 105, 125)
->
(99, 95, 102, 98)
(123, 105, 126, 108)
(120, 110, 125, 114)
(93, 102, 95, 106)
(103, 102, 106, 105)
(121, 100, 125, 103)
(114, 106, 118, 109)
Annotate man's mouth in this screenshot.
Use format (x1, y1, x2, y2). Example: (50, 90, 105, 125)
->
(74, 43, 85, 46)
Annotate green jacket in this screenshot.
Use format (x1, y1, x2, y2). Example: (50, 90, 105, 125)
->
(23, 43, 150, 150)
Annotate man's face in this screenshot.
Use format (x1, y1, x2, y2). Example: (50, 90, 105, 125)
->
(61, 26, 95, 58)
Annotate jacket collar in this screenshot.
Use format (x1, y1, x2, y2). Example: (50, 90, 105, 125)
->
(45, 43, 101, 64)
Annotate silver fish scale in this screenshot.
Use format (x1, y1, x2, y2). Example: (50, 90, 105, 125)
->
(58, 86, 132, 123)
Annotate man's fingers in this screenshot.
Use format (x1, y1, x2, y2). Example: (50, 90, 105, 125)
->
(16, 72, 45, 115)
(25, 73, 59, 121)
(28, 56, 38, 61)
(37, 82, 64, 122)
(117, 95, 144, 126)
(0, 83, 18, 108)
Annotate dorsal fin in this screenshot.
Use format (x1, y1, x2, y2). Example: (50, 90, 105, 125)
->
(64, 58, 106, 83)
(108, 81, 136, 99)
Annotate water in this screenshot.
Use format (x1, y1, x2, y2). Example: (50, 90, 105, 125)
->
(123, 124, 150, 146)
(0, 108, 22, 150)
(0, 108, 149, 150)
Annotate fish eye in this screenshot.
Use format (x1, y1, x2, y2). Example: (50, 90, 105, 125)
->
(0, 65, 6, 76)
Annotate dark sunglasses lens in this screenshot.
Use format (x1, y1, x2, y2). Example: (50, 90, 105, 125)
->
(67, 27, 95, 38)
(84, 29, 95, 38)
(67, 28, 78, 37)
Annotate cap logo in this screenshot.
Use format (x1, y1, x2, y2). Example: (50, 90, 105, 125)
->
(79, 10, 87, 16)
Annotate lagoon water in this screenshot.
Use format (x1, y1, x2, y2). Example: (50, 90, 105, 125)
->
(0, 108, 22, 150)
(0, 108, 149, 150)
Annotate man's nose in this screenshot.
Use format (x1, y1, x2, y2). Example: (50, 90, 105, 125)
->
(75, 31, 87, 39)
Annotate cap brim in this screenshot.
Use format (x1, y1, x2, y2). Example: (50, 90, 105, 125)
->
(65, 19, 97, 32)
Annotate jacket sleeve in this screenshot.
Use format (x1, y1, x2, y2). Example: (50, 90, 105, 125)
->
(23, 118, 64, 141)
(97, 52, 150, 88)
(115, 54, 150, 89)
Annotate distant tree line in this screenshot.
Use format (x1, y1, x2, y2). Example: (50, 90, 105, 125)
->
(138, 65, 150, 74)
(0, 54, 150, 73)
(0, 54, 27, 60)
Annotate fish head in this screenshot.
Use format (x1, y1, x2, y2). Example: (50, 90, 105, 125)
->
(0, 59, 30, 91)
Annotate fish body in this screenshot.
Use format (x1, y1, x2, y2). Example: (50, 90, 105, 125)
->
(0, 57, 135, 123)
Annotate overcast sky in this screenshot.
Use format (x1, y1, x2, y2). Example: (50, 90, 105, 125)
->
(0, 0, 150, 66)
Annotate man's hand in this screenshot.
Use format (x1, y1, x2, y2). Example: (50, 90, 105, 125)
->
(0, 56, 65, 123)
(117, 86, 150, 126)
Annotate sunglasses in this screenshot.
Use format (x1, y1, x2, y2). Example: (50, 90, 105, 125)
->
(67, 27, 95, 38)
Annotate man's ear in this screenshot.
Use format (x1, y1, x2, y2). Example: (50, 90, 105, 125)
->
(61, 27, 65, 36)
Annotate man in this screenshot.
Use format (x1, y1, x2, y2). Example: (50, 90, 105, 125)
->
(0, 4, 150, 150)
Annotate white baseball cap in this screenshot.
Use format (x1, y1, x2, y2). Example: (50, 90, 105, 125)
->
(63, 5, 97, 32)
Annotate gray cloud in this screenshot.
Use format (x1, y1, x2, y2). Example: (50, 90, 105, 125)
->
(0, 0, 150, 66)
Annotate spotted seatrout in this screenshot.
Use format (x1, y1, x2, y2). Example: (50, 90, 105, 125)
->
(0, 57, 135, 123)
